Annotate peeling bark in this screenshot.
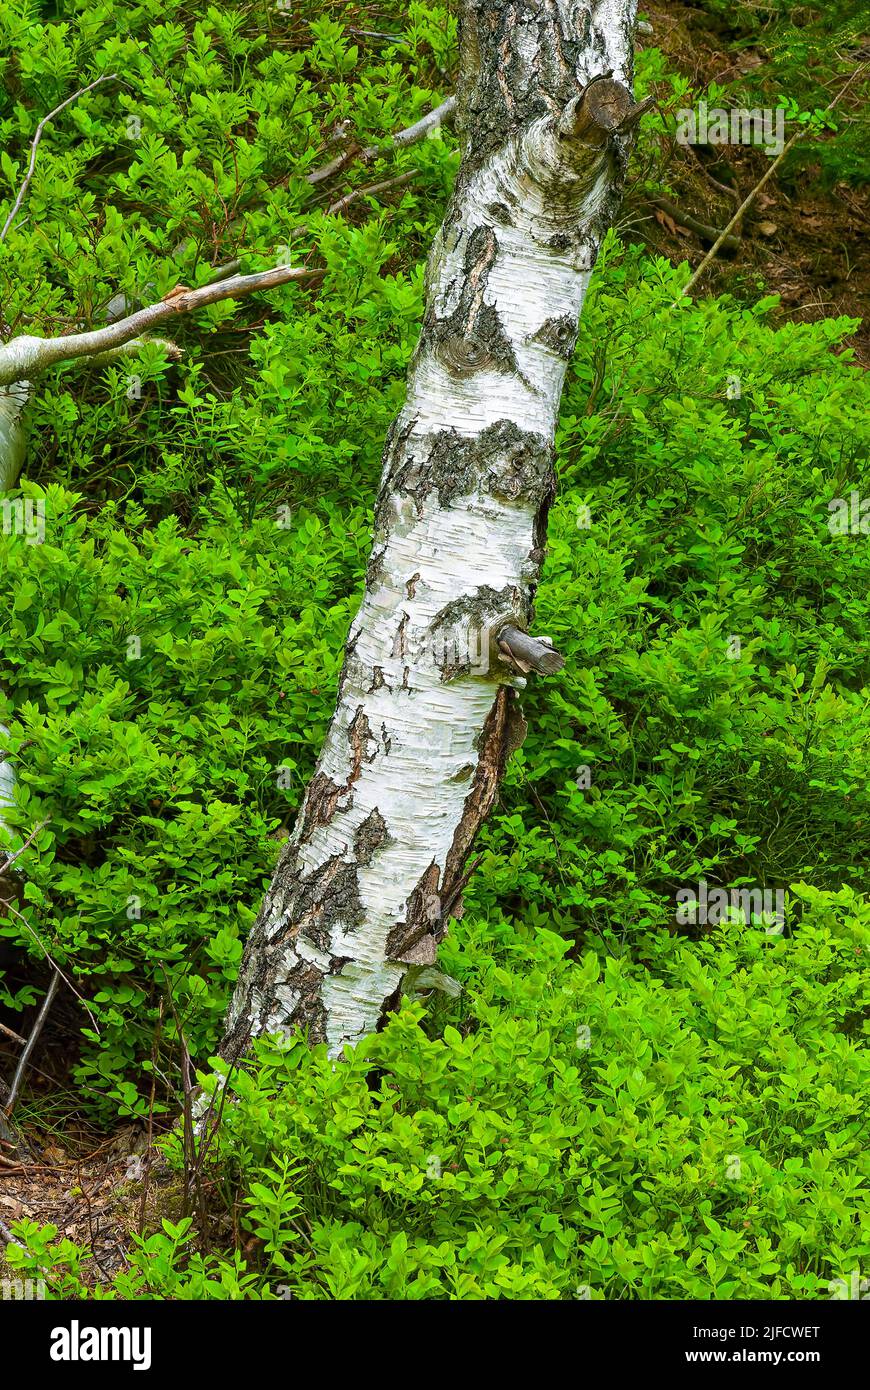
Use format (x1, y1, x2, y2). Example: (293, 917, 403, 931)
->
(0, 384, 29, 844)
(224, 0, 646, 1059)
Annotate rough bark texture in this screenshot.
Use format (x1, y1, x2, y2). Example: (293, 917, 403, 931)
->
(0, 384, 29, 843)
(224, 0, 644, 1059)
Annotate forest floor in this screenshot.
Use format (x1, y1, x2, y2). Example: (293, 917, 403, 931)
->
(1, 1123, 146, 1283)
(634, 3, 870, 361)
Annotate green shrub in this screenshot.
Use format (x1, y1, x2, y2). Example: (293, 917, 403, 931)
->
(10, 883, 868, 1299)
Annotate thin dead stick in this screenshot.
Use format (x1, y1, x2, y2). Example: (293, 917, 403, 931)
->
(679, 133, 801, 296)
(0, 818, 50, 876)
(325, 169, 419, 218)
(0, 1021, 26, 1046)
(0, 894, 99, 1035)
(3, 968, 60, 1114)
(681, 64, 867, 298)
(0, 75, 118, 243)
(0, 1215, 24, 1248)
(0, 263, 324, 387)
(306, 95, 456, 185)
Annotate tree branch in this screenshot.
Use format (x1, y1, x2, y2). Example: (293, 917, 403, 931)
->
(0, 75, 119, 244)
(306, 95, 456, 185)
(497, 626, 565, 675)
(3, 969, 59, 1116)
(0, 818, 50, 876)
(0, 264, 324, 386)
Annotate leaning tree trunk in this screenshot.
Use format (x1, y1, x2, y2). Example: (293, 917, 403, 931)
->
(0, 383, 30, 842)
(225, 0, 648, 1059)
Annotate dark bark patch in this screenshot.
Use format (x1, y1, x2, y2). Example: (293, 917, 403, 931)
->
(347, 706, 375, 778)
(354, 806, 389, 863)
(298, 708, 374, 844)
(530, 313, 579, 359)
(392, 611, 409, 659)
(277, 959, 329, 1045)
(385, 861, 442, 964)
(444, 687, 527, 891)
(480, 419, 553, 503)
(382, 418, 552, 516)
(487, 200, 514, 225)
(284, 856, 366, 952)
(424, 225, 520, 382)
(424, 428, 478, 506)
(366, 542, 387, 588)
(298, 772, 350, 843)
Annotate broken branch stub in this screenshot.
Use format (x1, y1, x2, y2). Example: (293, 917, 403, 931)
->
(560, 78, 654, 144)
(497, 625, 565, 675)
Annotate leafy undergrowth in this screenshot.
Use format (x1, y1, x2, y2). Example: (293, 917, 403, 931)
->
(6, 885, 869, 1299)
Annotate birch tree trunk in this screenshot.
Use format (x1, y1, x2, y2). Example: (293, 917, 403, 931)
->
(222, 0, 647, 1058)
(0, 384, 30, 844)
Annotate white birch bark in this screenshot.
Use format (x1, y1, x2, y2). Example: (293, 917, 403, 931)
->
(0, 383, 30, 493)
(0, 384, 30, 844)
(224, 0, 649, 1059)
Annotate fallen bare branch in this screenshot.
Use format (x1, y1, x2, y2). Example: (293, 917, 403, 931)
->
(4, 969, 60, 1115)
(0, 818, 50, 877)
(0, 75, 118, 244)
(0, 264, 324, 386)
(382, 95, 457, 149)
(650, 195, 741, 254)
(307, 95, 456, 185)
